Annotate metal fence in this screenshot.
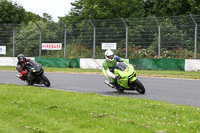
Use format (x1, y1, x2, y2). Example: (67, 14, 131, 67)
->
(0, 15, 200, 59)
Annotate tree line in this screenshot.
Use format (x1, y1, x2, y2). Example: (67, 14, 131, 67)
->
(61, 0, 200, 23)
(1, 0, 200, 24)
(0, 0, 200, 59)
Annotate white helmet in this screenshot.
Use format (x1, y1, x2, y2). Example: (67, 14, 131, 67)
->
(105, 50, 114, 62)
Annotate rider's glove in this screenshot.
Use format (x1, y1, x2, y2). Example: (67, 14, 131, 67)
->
(21, 71, 27, 75)
(115, 75, 121, 80)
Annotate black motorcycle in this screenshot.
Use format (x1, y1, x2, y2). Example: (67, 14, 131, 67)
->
(18, 60, 51, 87)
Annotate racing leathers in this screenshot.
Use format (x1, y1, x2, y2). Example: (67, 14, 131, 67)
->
(102, 55, 128, 84)
(16, 58, 32, 80)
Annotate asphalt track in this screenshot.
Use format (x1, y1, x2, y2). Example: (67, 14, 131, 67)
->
(0, 71, 200, 107)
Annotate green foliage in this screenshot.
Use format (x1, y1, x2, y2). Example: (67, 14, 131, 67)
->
(127, 45, 195, 59)
(62, 0, 145, 22)
(144, 0, 200, 17)
(0, 0, 42, 24)
(14, 20, 61, 57)
(128, 45, 157, 59)
(188, 0, 200, 14)
(0, 0, 45, 57)
(1, 0, 200, 59)
(4, 15, 199, 59)
(0, 0, 25, 23)
(62, 0, 200, 22)
(66, 43, 91, 58)
(151, 17, 194, 50)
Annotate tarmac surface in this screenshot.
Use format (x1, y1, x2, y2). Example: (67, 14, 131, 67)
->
(1, 71, 200, 107)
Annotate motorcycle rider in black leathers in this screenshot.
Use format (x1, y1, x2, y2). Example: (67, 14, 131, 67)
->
(16, 54, 32, 80)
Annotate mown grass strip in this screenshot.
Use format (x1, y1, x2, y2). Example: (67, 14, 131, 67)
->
(1, 66, 200, 79)
(0, 84, 199, 133)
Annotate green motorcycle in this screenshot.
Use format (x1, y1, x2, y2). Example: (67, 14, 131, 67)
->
(102, 62, 145, 94)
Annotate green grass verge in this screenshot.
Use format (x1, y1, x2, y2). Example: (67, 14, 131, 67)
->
(1, 66, 200, 79)
(0, 84, 199, 133)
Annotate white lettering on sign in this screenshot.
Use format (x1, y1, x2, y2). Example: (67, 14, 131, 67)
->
(42, 43, 62, 50)
(102, 43, 117, 50)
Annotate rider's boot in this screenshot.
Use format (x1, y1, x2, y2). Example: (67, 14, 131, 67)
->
(104, 80, 115, 88)
(104, 80, 123, 93)
(16, 75, 24, 81)
(17, 75, 27, 83)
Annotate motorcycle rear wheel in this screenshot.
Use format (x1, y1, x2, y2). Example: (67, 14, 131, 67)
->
(131, 79, 145, 94)
(41, 74, 51, 87)
(27, 80, 34, 85)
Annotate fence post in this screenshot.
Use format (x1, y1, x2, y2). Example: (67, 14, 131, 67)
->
(154, 17, 161, 59)
(61, 22, 67, 58)
(35, 23, 42, 57)
(190, 14, 198, 59)
(8, 24, 15, 57)
(121, 18, 128, 59)
(89, 19, 96, 59)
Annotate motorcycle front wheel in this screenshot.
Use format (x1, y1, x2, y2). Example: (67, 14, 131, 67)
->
(41, 74, 51, 87)
(130, 79, 145, 94)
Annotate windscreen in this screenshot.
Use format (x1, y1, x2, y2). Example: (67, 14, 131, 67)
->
(115, 62, 128, 71)
(27, 60, 42, 72)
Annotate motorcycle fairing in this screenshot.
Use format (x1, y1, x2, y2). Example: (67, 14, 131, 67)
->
(102, 62, 137, 89)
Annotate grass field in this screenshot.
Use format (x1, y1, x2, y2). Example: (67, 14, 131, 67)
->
(0, 66, 200, 132)
(0, 84, 199, 133)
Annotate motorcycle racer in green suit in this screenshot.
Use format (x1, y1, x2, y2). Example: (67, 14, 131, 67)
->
(102, 50, 146, 94)
(102, 49, 128, 88)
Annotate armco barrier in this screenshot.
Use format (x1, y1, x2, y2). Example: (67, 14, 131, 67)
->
(35, 57, 80, 68)
(0, 57, 18, 66)
(79, 58, 129, 69)
(80, 58, 104, 69)
(0, 57, 35, 66)
(185, 59, 200, 71)
(129, 59, 185, 71)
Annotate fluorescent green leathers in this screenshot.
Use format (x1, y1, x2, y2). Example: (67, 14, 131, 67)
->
(103, 62, 145, 94)
(103, 62, 136, 89)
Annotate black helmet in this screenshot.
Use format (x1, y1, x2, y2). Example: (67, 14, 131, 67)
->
(17, 54, 25, 63)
